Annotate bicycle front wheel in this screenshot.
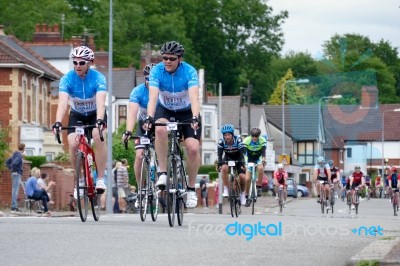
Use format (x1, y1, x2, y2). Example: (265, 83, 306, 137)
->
(139, 158, 149, 222)
(251, 180, 256, 215)
(167, 156, 176, 227)
(150, 181, 159, 222)
(75, 151, 88, 222)
(90, 192, 100, 221)
(177, 160, 187, 226)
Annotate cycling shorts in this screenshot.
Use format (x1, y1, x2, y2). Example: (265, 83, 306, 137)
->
(351, 182, 362, 189)
(68, 110, 108, 135)
(317, 176, 329, 184)
(154, 106, 201, 140)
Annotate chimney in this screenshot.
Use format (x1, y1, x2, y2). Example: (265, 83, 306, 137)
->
(0, 25, 5, 36)
(361, 86, 378, 109)
(35, 23, 41, 32)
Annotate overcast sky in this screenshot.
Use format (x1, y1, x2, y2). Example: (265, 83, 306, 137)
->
(268, 0, 399, 58)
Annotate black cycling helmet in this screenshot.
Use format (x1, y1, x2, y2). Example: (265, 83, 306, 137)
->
(250, 127, 261, 137)
(143, 63, 156, 76)
(161, 41, 185, 56)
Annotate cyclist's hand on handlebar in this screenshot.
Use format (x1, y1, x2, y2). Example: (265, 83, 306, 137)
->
(52, 121, 62, 134)
(191, 116, 200, 131)
(262, 160, 267, 167)
(144, 116, 154, 131)
(217, 162, 222, 172)
(122, 130, 132, 142)
(96, 119, 105, 130)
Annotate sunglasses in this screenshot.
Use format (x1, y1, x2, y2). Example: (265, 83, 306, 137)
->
(145, 77, 149, 81)
(73, 60, 89, 66)
(162, 56, 179, 62)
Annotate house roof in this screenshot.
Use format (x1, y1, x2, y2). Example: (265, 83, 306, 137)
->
(264, 105, 319, 141)
(0, 35, 62, 80)
(98, 68, 136, 98)
(207, 96, 241, 129)
(323, 104, 400, 149)
(28, 44, 72, 59)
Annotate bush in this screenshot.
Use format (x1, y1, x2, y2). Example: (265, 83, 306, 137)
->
(199, 164, 216, 174)
(25, 156, 47, 168)
(209, 172, 218, 181)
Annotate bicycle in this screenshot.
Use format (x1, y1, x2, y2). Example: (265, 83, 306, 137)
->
(124, 134, 160, 222)
(327, 183, 335, 214)
(154, 118, 192, 227)
(365, 185, 370, 200)
(247, 162, 258, 215)
(347, 186, 361, 214)
(391, 188, 399, 216)
(317, 180, 328, 214)
(55, 121, 103, 222)
(225, 160, 242, 217)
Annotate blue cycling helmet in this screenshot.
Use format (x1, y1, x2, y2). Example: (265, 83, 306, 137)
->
(221, 124, 234, 135)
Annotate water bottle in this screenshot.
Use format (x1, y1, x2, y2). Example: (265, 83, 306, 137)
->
(87, 154, 93, 167)
(150, 162, 156, 182)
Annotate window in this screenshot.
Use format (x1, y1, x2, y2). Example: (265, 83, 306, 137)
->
(45, 152, 55, 162)
(204, 112, 212, 124)
(347, 148, 352, 158)
(25, 149, 34, 156)
(22, 80, 27, 121)
(118, 105, 127, 125)
(296, 142, 315, 165)
(204, 153, 212, 165)
(204, 126, 212, 139)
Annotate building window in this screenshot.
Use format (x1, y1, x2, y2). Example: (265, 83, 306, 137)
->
(204, 112, 212, 124)
(25, 148, 34, 156)
(296, 142, 314, 165)
(204, 153, 212, 165)
(45, 152, 55, 162)
(347, 148, 352, 158)
(118, 105, 127, 125)
(22, 80, 27, 121)
(204, 126, 212, 139)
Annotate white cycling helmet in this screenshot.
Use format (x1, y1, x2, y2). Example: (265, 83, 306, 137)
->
(277, 164, 284, 169)
(70, 46, 94, 61)
(317, 156, 325, 164)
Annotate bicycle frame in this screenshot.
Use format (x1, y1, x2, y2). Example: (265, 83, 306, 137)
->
(247, 162, 257, 215)
(227, 160, 241, 217)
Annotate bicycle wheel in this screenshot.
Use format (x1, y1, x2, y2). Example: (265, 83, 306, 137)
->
(90, 192, 100, 221)
(320, 189, 325, 214)
(75, 151, 88, 222)
(329, 188, 335, 214)
(355, 192, 359, 214)
(177, 159, 187, 226)
(167, 155, 177, 227)
(139, 158, 149, 222)
(251, 179, 256, 215)
(347, 191, 352, 213)
(234, 180, 241, 217)
(150, 181, 159, 222)
(278, 189, 283, 213)
(229, 175, 235, 217)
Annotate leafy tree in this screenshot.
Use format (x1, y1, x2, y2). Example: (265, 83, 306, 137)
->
(268, 69, 305, 105)
(0, 126, 12, 172)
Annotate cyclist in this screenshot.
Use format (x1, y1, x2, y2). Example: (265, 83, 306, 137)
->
(365, 175, 372, 198)
(145, 41, 200, 208)
(375, 174, 384, 198)
(122, 63, 156, 208)
(349, 165, 365, 209)
(243, 127, 267, 207)
(52, 46, 107, 194)
(388, 166, 399, 205)
(313, 156, 331, 205)
(216, 124, 246, 206)
(273, 164, 288, 207)
(340, 175, 349, 200)
(328, 159, 340, 198)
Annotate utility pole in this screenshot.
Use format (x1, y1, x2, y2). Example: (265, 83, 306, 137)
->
(247, 83, 252, 135)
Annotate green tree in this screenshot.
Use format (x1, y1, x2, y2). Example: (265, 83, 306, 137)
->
(268, 69, 305, 105)
(0, 126, 12, 172)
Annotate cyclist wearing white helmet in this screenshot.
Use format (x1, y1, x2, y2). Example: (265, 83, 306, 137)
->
(313, 156, 331, 205)
(53, 45, 108, 195)
(217, 124, 246, 205)
(122, 63, 156, 208)
(273, 164, 288, 207)
(145, 41, 201, 208)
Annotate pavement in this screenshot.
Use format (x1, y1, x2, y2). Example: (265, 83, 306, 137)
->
(2, 195, 400, 265)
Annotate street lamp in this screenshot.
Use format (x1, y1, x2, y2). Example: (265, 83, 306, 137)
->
(281, 78, 309, 155)
(318, 94, 343, 154)
(381, 109, 400, 176)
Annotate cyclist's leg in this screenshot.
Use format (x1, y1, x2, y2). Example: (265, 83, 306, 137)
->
(154, 106, 170, 186)
(244, 167, 251, 196)
(257, 164, 263, 187)
(221, 164, 229, 197)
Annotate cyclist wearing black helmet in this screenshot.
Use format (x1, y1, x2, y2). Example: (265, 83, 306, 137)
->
(217, 124, 246, 205)
(243, 127, 267, 206)
(123, 63, 156, 207)
(145, 41, 201, 208)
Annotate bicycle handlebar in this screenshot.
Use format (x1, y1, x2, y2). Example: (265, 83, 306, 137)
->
(55, 124, 104, 144)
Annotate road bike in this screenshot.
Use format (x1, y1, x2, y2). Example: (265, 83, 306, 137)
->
(391, 188, 399, 216)
(347, 186, 361, 214)
(317, 180, 333, 214)
(124, 134, 160, 222)
(225, 160, 242, 217)
(365, 185, 370, 200)
(55, 121, 103, 222)
(247, 162, 258, 215)
(154, 118, 192, 227)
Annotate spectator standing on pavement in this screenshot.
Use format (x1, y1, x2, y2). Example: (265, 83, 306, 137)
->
(116, 161, 129, 213)
(5, 143, 25, 213)
(200, 175, 208, 208)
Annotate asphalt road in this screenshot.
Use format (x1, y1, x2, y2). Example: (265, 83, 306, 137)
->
(0, 197, 399, 266)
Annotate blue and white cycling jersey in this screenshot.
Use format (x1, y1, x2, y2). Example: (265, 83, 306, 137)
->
(59, 69, 107, 115)
(149, 62, 199, 111)
(129, 83, 149, 120)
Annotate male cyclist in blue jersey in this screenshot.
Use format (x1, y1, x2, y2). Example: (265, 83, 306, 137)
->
(145, 41, 201, 208)
(53, 46, 107, 194)
(217, 124, 246, 205)
(123, 63, 156, 208)
(242, 127, 267, 207)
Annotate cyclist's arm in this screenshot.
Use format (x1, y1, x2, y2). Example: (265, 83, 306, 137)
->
(147, 85, 159, 118)
(126, 102, 140, 132)
(261, 146, 266, 162)
(349, 176, 354, 187)
(326, 167, 332, 181)
(96, 91, 107, 120)
(55, 92, 69, 122)
(188, 86, 200, 118)
(313, 169, 318, 181)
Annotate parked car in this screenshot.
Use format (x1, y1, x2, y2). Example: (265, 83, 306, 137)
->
(287, 178, 309, 198)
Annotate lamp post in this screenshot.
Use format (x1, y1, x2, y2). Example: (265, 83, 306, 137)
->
(381, 109, 400, 176)
(281, 79, 309, 155)
(318, 94, 343, 154)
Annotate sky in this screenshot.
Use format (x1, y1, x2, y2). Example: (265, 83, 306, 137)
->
(268, 0, 399, 58)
